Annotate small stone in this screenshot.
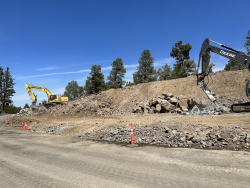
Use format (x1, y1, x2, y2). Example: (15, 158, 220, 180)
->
(187, 134, 194, 140)
(172, 130, 178, 135)
(232, 137, 238, 142)
(206, 141, 213, 147)
(221, 142, 228, 145)
(192, 135, 201, 143)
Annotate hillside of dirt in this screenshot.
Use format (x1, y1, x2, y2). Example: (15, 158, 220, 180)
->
(7, 69, 250, 151)
(15, 69, 250, 118)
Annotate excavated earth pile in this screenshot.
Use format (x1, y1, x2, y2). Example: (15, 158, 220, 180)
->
(10, 69, 250, 151)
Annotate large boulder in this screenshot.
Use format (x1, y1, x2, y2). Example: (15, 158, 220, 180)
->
(157, 98, 163, 104)
(155, 104, 162, 112)
(149, 106, 156, 114)
(160, 99, 168, 104)
(139, 102, 148, 109)
(133, 107, 142, 113)
(158, 95, 166, 99)
(178, 98, 188, 112)
(174, 107, 182, 114)
(161, 101, 176, 112)
(191, 105, 200, 115)
(170, 97, 178, 104)
(149, 98, 158, 106)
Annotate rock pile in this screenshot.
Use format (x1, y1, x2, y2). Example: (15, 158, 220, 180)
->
(46, 123, 68, 134)
(74, 124, 250, 151)
(14, 106, 47, 117)
(132, 93, 232, 115)
(183, 105, 231, 115)
(132, 93, 196, 114)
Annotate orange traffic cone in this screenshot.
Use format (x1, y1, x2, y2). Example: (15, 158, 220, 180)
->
(24, 121, 28, 130)
(127, 123, 138, 147)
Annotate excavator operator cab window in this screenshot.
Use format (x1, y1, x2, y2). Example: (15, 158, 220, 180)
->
(50, 95, 57, 101)
(247, 80, 250, 99)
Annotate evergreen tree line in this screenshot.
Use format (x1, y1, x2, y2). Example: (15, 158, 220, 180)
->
(63, 30, 250, 99)
(2, 30, 250, 112)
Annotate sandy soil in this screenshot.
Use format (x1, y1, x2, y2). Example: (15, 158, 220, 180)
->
(9, 69, 250, 136)
(10, 113, 250, 136)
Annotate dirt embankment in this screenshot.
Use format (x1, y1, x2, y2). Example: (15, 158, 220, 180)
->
(8, 69, 250, 151)
(13, 69, 250, 118)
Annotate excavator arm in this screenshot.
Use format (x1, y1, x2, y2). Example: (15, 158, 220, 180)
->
(197, 38, 250, 82)
(196, 38, 250, 112)
(25, 83, 52, 96)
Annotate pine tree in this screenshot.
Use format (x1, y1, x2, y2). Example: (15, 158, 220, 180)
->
(23, 103, 29, 108)
(182, 59, 196, 77)
(84, 65, 108, 94)
(171, 61, 183, 79)
(107, 58, 126, 88)
(157, 63, 172, 81)
(170, 40, 192, 66)
(1, 67, 16, 111)
(170, 40, 194, 78)
(171, 60, 196, 78)
(63, 80, 84, 101)
(224, 59, 246, 71)
(133, 49, 157, 84)
(245, 29, 250, 56)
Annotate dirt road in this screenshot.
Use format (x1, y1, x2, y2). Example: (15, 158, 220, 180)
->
(1, 114, 250, 188)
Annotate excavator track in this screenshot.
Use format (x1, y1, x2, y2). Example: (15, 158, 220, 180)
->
(231, 102, 250, 112)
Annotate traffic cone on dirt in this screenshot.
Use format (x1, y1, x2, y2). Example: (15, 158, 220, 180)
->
(22, 121, 24, 130)
(24, 121, 28, 130)
(6, 119, 7, 126)
(127, 123, 138, 147)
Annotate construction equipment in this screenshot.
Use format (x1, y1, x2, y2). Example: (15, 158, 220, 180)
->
(25, 83, 68, 108)
(196, 38, 250, 112)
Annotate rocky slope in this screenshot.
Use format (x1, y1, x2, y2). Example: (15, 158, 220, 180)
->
(14, 69, 250, 118)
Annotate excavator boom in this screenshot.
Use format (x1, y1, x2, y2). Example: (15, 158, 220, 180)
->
(197, 38, 250, 112)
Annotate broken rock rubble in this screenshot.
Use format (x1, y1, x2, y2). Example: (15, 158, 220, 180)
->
(74, 124, 250, 151)
(133, 93, 231, 115)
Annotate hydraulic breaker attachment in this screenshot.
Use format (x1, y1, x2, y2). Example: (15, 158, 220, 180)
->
(197, 81, 219, 109)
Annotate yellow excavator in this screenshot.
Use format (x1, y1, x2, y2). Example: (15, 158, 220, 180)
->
(25, 83, 68, 108)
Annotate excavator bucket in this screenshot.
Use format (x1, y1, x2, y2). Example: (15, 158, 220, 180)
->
(30, 101, 39, 112)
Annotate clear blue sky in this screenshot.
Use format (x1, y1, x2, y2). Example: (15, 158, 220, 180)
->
(1, 0, 249, 108)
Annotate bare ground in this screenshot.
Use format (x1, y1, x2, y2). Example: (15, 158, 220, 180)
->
(8, 69, 250, 137)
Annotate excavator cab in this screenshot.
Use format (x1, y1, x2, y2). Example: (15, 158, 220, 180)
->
(49, 95, 57, 102)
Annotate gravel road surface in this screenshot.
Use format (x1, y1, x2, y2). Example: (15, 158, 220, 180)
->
(0, 114, 250, 188)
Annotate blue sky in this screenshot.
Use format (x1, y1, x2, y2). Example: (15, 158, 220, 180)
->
(0, 0, 249, 108)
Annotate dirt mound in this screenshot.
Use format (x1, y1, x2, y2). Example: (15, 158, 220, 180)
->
(33, 69, 249, 117)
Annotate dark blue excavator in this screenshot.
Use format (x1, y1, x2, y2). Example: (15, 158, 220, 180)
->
(196, 38, 250, 112)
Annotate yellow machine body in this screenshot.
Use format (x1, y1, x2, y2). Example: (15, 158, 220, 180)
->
(25, 83, 68, 104)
